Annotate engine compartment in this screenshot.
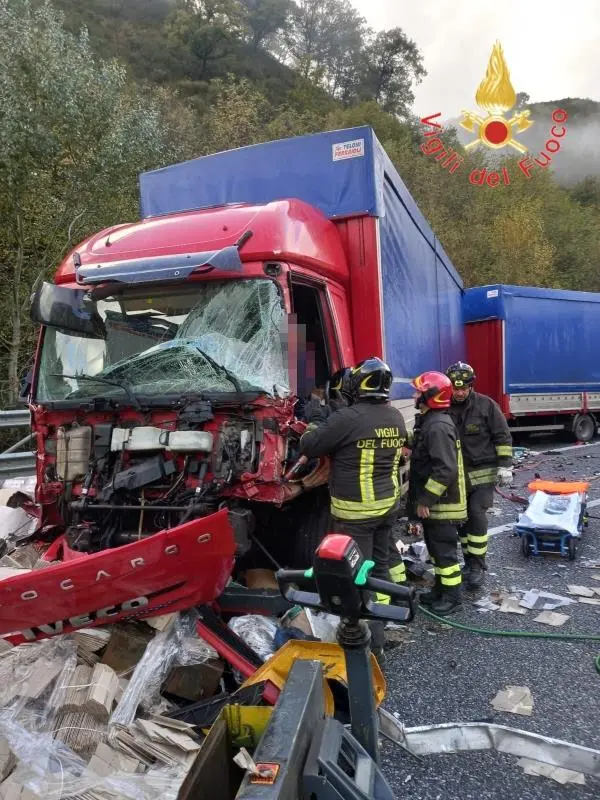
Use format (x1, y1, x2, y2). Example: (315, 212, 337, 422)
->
(32, 398, 304, 559)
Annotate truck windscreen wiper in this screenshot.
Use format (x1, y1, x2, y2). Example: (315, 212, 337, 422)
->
(192, 347, 242, 393)
(51, 373, 141, 410)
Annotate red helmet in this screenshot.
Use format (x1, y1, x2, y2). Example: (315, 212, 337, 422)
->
(411, 371, 453, 409)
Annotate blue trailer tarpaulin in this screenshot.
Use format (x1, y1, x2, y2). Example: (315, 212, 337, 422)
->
(463, 284, 600, 395)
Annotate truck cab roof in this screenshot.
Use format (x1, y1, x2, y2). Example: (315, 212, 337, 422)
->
(55, 199, 349, 285)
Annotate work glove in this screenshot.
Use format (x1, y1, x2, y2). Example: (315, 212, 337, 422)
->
(303, 397, 328, 425)
(496, 467, 513, 488)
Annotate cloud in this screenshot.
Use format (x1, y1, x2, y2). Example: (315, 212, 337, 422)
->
(350, 0, 600, 119)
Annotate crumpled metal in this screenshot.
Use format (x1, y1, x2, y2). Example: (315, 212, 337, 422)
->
(378, 708, 600, 777)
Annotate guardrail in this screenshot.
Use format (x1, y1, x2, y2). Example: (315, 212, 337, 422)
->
(0, 409, 35, 478)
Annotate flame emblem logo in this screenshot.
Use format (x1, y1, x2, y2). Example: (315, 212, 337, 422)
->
(460, 41, 533, 153)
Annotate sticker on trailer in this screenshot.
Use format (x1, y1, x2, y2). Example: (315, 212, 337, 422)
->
(332, 139, 365, 161)
(487, 289, 499, 298)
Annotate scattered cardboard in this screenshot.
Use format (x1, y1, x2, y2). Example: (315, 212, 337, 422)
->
(245, 569, 278, 590)
(578, 597, 600, 606)
(491, 686, 533, 716)
(101, 623, 153, 673)
(567, 585, 595, 598)
(164, 660, 224, 702)
(145, 614, 177, 632)
(533, 611, 569, 627)
(498, 598, 527, 615)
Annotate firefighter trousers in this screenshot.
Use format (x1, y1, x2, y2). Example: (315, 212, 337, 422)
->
(330, 508, 398, 650)
(423, 520, 462, 592)
(458, 484, 494, 567)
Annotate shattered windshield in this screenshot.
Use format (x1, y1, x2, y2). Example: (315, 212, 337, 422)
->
(36, 279, 289, 402)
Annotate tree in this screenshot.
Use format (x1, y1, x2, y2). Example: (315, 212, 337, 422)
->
(0, 0, 180, 405)
(515, 91, 530, 109)
(167, 0, 244, 78)
(357, 28, 426, 117)
(239, 0, 292, 50)
(282, 0, 368, 89)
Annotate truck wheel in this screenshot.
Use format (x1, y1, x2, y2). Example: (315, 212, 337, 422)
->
(521, 534, 531, 557)
(568, 538, 577, 560)
(572, 414, 596, 443)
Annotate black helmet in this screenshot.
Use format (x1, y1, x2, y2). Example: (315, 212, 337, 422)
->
(325, 366, 351, 406)
(348, 357, 392, 401)
(446, 361, 475, 388)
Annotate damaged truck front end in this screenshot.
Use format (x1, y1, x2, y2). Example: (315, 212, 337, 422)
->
(13, 212, 338, 641)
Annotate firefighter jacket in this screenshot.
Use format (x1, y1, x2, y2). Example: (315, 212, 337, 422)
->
(299, 400, 408, 522)
(448, 391, 513, 489)
(409, 410, 467, 523)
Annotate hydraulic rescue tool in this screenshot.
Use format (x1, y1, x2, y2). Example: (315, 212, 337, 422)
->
(189, 533, 415, 800)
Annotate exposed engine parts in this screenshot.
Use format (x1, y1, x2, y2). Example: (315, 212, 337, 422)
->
(44, 408, 265, 559)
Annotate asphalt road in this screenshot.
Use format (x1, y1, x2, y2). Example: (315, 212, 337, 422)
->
(380, 437, 600, 800)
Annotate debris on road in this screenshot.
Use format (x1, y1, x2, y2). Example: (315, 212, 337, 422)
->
(498, 597, 527, 615)
(533, 611, 570, 627)
(491, 686, 533, 716)
(567, 585, 596, 597)
(519, 589, 576, 611)
(517, 757, 586, 786)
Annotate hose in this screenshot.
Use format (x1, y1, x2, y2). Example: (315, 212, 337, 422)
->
(417, 607, 600, 674)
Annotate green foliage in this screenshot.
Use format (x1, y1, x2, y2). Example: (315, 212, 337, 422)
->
(0, 0, 189, 405)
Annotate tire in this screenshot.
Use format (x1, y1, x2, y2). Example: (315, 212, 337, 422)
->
(572, 413, 596, 443)
(568, 538, 577, 560)
(521, 534, 531, 557)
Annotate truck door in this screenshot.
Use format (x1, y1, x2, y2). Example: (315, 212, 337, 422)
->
(289, 279, 342, 397)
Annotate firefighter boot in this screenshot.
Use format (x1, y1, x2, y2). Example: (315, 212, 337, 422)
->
(465, 557, 486, 589)
(418, 576, 443, 606)
(461, 553, 474, 579)
(430, 586, 462, 616)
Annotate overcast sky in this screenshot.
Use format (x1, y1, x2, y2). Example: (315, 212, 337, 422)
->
(350, 0, 600, 120)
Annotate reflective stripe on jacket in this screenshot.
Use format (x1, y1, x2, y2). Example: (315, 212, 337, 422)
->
(409, 410, 467, 523)
(299, 400, 408, 521)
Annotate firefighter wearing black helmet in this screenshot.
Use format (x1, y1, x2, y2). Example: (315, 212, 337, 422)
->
(299, 357, 408, 656)
(445, 361, 513, 588)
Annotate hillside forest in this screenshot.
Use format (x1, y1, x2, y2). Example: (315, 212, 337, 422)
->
(1, 0, 599, 408)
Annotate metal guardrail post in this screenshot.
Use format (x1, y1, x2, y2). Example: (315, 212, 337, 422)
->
(0, 409, 31, 429)
(0, 409, 35, 479)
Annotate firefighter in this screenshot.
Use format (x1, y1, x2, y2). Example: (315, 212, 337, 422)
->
(299, 357, 408, 656)
(409, 371, 467, 615)
(445, 362, 513, 589)
(306, 365, 409, 591)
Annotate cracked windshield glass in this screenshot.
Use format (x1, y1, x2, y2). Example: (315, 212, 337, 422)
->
(36, 279, 289, 402)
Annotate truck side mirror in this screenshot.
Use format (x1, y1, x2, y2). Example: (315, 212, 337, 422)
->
(30, 282, 107, 339)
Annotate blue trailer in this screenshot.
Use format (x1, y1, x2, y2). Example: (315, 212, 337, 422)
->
(464, 284, 600, 441)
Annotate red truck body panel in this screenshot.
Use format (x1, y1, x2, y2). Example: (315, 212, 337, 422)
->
(465, 319, 509, 415)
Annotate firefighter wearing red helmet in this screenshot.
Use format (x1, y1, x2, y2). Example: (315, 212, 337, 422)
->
(445, 362, 513, 589)
(299, 357, 408, 659)
(409, 371, 467, 615)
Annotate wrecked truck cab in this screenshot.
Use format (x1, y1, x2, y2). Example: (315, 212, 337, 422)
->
(24, 200, 347, 612)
